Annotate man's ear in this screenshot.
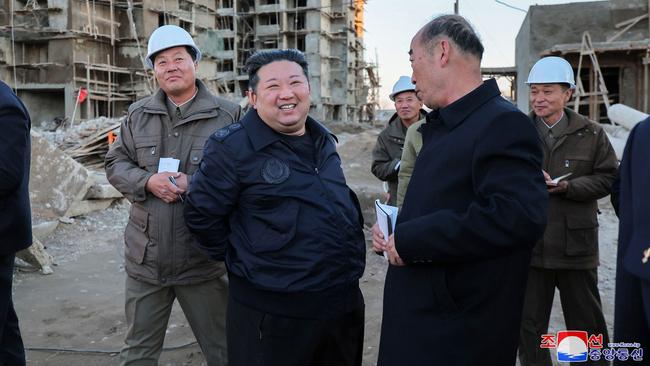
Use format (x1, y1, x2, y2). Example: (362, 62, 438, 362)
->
(439, 39, 451, 66)
(564, 88, 573, 103)
(248, 89, 257, 109)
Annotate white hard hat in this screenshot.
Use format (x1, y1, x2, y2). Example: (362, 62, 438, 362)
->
(390, 76, 416, 101)
(146, 25, 202, 69)
(526, 56, 576, 89)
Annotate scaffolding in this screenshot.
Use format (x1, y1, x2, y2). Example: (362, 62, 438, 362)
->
(1, 0, 378, 124)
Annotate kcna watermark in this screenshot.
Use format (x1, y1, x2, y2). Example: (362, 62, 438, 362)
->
(541, 330, 644, 362)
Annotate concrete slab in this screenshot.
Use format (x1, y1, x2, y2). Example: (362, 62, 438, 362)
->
(29, 131, 94, 218)
(65, 199, 114, 218)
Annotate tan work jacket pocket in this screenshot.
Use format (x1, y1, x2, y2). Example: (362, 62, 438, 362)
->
(565, 214, 598, 256)
(186, 146, 204, 175)
(564, 154, 593, 177)
(135, 140, 160, 171)
(124, 203, 150, 264)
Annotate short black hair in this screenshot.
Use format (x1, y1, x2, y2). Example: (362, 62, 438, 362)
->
(245, 49, 309, 91)
(418, 14, 484, 60)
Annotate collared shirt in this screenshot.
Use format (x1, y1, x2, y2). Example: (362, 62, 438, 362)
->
(165, 88, 198, 122)
(535, 112, 569, 150)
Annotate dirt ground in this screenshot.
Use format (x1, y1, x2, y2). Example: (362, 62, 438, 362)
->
(14, 127, 619, 365)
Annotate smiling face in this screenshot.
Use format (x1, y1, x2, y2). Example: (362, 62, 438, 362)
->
(529, 83, 572, 124)
(153, 46, 197, 101)
(393, 91, 422, 126)
(249, 60, 311, 135)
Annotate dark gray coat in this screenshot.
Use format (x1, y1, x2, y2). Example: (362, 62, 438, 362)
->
(371, 111, 426, 205)
(529, 108, 618, 269)
(105, 80, 240, 285)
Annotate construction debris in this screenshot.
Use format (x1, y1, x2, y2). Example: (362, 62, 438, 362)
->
(27, 129, 125, 274)
(29, 131, 94, 219)
(603, 104, 650, 159)
(16, 236, 54, 275)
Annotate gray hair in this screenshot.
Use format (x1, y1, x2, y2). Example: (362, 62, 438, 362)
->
(245, 49, 309, 92)
(418, 15, 484, 60)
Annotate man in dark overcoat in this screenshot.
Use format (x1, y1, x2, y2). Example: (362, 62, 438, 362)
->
(611, 116, 650, 365)
(0, 80, 32, 365)
(372, 15, 548, 365)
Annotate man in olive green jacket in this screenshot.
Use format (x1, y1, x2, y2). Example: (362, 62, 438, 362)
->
(105, 25, 240, 366)
(371, 76, 425, 205)
(396, 118, 424, 209)
(519, 57, 617, 366)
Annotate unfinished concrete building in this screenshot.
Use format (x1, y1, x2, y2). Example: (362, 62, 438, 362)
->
(516, 0, 650, 123)
(0, 0, 378, 124)
(213, 0, 377, 122)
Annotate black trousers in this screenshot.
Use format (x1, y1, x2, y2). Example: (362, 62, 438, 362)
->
(613, 266, 650, 366)
(0, 254, 25, 366)
(227, 296, 364, 366)
(519, 267, 609, 366)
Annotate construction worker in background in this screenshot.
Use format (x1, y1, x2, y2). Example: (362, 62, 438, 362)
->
(105, 24, 240, 365)
(371, 76, 426, 206)
(0, 80, 32, 366)
(518, 56, 617, 366)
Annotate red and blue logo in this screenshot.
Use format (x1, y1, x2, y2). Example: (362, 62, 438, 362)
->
(541, 330, 602, 363)
(556, 331, 589, 362)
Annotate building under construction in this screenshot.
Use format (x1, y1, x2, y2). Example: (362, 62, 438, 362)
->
(516, 0, 650, 123)
(0, 0, 379, 124)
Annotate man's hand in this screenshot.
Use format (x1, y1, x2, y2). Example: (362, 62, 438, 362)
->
(547, 180, 569, 194)
(372, 223, 387, 253)
(386, 234, 405, 266)
(146, 172, 186, 203)
(372, 223, 405, 266)
(542, 170, 552, 182)
(174, 172, 189, 190)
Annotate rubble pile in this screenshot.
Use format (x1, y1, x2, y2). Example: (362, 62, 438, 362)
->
(37, 117, 123, 170)
(23, 120, 125, 274)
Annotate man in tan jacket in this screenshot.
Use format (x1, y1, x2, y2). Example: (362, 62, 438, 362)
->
(105, 25, 240, 365)
(518, 56, 617, 366)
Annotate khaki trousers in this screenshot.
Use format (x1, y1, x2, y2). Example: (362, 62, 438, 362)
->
(119, 275, 228, 366)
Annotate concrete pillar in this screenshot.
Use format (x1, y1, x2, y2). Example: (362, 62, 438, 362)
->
(64, 83, 76, 123)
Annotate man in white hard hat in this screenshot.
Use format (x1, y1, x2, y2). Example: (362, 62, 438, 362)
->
(518, 56, 617, 365)
(371, 76, 425, 205)
(106, 24, 240, 365)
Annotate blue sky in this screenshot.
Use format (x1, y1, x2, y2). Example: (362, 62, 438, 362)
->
(364, 0, 600, 108)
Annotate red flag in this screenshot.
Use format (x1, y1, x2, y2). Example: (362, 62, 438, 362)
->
(77, 88, 88, 103)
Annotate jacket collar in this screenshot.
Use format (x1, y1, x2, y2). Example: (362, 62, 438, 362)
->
(143, 79, 223, 117)
(528, 107, 592, 137)
(427, 78, 501, 130)
(387, 109, 427, 138)
(241, 109, 336, 152)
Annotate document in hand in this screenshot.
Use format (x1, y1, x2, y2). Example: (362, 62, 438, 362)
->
(547, 172, 573, 186)
(375, 199, 398, 259)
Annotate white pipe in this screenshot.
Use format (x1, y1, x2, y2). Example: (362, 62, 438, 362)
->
(607, 104, 649, 131)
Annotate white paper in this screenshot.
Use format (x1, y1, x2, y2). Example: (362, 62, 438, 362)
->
(549, 172, 573, 186)
(158, 158, 180, 173)
(375, 199, 398, 260)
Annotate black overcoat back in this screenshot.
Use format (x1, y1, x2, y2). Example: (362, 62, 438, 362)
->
(0, 80, 32, 254)
(378, 79, 548, 365)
